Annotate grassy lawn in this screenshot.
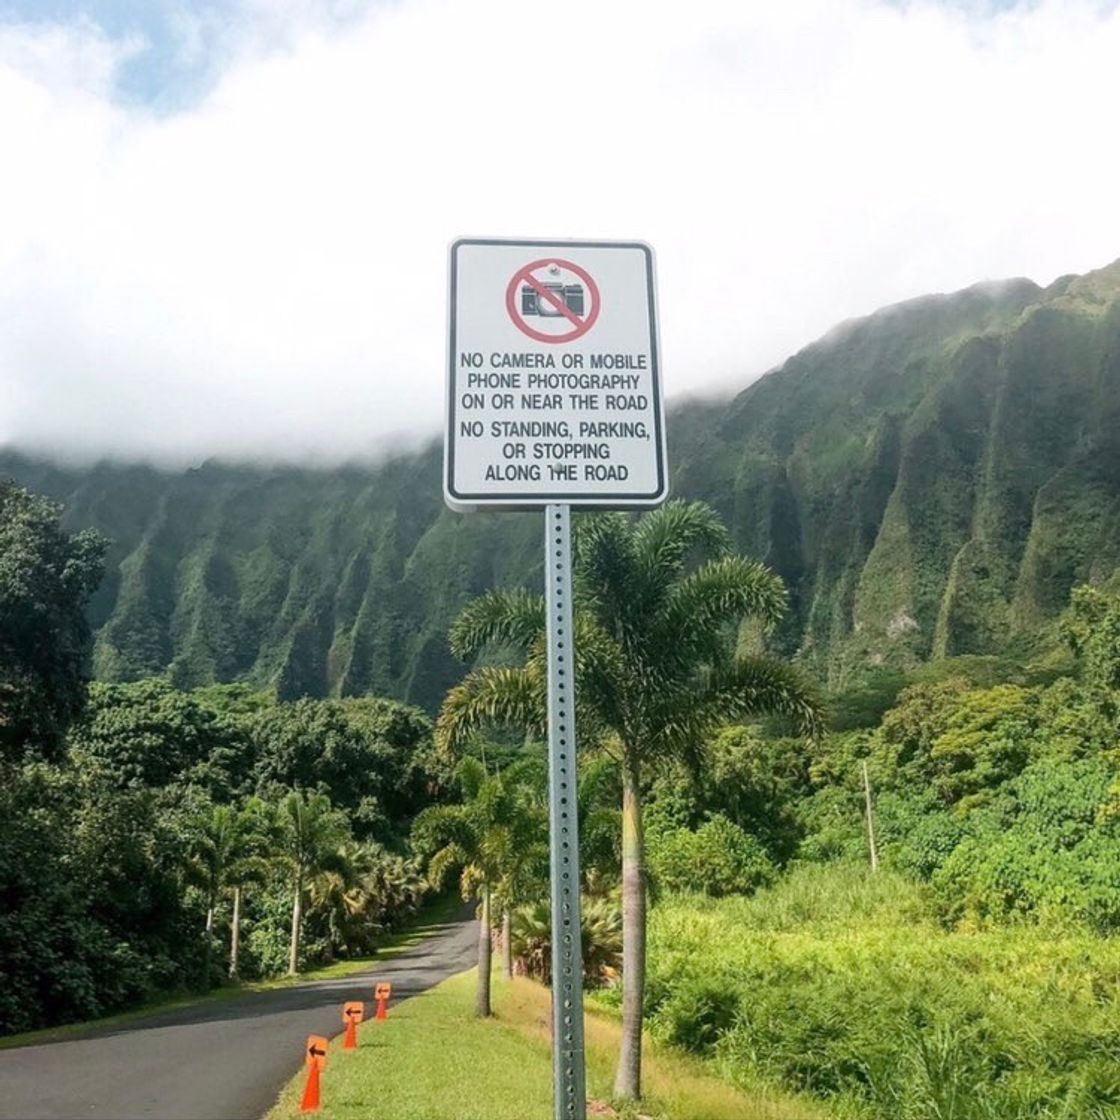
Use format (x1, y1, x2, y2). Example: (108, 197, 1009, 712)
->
(0, 893, 463, 1051)
(266, 970, 827, 1120)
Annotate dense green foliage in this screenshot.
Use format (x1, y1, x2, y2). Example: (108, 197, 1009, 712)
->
(572, 583, 1120, 1116)
(647, 813, 775, 897)
(0, 759, 204, 1032)
(797, 596, 1120, 932)
(4, 260, 1118, 708)
(252, 697, 435, 843)
(69, 679, 255, 796)
(0, 677, 440, 1035)
(631, 868, 1120, 1119)
(0, 489, 442, 1035)
(0, 481, 105, 762)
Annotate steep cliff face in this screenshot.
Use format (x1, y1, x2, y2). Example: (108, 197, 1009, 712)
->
(4, 260, 1119, 708)
(675, 260, 1120, 686)
(2, 448, 544, 711)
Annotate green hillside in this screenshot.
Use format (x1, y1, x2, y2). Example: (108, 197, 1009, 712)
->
(4, 258, 1119, 709)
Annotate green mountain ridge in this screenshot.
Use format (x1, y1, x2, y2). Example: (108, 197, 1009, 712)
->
(4, 258, 1119, 709)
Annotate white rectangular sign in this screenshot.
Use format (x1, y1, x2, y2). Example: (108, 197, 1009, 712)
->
(445, 238, 668, 510)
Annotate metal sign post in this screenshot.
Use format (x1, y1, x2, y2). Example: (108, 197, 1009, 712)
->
(445, 238, 666, 1120)
(545, 503, 586, 1119)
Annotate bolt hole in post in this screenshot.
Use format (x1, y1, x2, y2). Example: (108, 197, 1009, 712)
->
(546, 503, 586, 1119)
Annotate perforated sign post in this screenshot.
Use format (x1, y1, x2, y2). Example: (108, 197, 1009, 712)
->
(446, 238, 667, 1120)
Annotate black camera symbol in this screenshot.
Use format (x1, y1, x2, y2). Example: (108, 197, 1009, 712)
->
(521, 282, 585, 317)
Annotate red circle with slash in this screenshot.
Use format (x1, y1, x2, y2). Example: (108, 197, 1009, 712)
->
(505, 258, 601, 343)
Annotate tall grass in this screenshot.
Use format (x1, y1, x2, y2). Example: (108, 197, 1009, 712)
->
(670, 861, 937, 932)
(623, 865, 1120, 1119)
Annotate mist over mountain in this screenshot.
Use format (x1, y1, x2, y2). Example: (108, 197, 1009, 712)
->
(4, 259, 1119, 711)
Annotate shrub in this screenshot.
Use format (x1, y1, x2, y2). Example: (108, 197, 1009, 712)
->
(931, 757, 1120, 931)
(510, 895, 621, 985)
(647, 815, 775, 897)
(654, 973, 741, 1055)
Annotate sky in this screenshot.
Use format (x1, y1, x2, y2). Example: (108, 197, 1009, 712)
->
(1, 0, 1119, 465)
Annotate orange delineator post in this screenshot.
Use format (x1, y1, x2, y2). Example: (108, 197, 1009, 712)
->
(341, 1001, 363, 1049)
(374, 981, 391, 1021)
(301, 1035, 328, 1114)
(299, 1062, 321, 1113)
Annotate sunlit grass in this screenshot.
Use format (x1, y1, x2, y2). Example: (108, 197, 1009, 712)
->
(266, 969, 826, 1120)
(626, 868, 1120, 1119)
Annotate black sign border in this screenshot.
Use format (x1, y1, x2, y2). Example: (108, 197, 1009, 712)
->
(446, 237, 667, 510)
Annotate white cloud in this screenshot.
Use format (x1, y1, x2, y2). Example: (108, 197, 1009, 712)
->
(1, 0, 1119, 463)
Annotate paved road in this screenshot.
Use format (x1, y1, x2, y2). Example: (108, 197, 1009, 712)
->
(0, 909, 477, 1120)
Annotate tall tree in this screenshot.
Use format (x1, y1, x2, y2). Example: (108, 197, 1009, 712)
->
(69, 680, 253, 796)
(0, 481, 105, 763)
(493, 759, 548, 980)
(412, 757, 542, 1016)
(437, 500, 822, 1099)
(185, 799, 270, 982)
(252, 697, 433, 841)
(275, 791, 349, 976)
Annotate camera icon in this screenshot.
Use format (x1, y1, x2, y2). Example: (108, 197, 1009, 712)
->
(520, 265, 585, 317)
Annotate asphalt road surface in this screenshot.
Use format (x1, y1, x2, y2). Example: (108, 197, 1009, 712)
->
(0, 908, 477, 1120)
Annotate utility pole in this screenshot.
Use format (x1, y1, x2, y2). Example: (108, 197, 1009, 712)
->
(861, 758, 879, 873)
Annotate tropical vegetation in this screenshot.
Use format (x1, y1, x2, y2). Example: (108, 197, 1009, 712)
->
(0, 484, 438, 1034)
(412, 755, 547, 1016)
(4, 255, 1120, 1117)
(436, 500, 822, 1097)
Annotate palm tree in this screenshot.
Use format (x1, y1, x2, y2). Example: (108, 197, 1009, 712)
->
(306, 839, 372, 960)
(489, 755, 549, 980)
(275, 791, 350, 976)
(436, 500, 822, 1099)
(307, 842, 429, 959)
(511, 894, 621, 985)
(412, 757, 543, 1016)
(185, 799, 270, 984)
(228, 798, 271, 979)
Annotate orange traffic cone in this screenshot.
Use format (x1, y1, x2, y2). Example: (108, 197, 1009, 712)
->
(374, 982, 391, 1020)
(301, 1035, 327, 1113)
(341, 1001, 363, 1049)
(300, 1062, 320, 1113)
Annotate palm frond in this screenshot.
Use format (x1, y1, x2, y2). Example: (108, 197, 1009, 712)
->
(577, 753, 620, 814)
(573, 513, 639, 621)
(435, 666, 546, 755)
(633, 500, 730, 582)
(412, 804, 474, 856)
(231, 854, 272, 887)
(498, 755, 548, 802)
(448, 589, 546, 660)
(427, 842, 468, 890)
(456, 756, 488, 801)
(572, 615, 629, 733)
(655, 656, 824, 751)
(656, 556, 788, 661)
